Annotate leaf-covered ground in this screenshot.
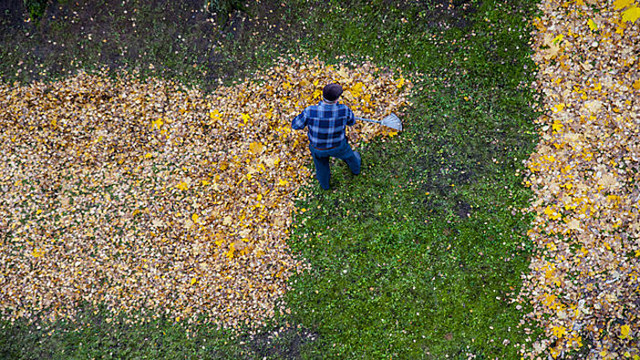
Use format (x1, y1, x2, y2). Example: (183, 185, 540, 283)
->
(519, 0, 639, 358)
(0, 58, 409, 329)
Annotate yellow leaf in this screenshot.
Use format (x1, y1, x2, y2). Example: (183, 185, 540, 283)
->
(396, 77, 405, 89)
(552, 120, 563, 132)
(552, 34, 563, 45)
(215, 236, 224, 247)
(241, 113, 250, 124)
(190, 277, 197, 285)
(152, 118, 163, 129)
(614, 0, 634, 10)
(342, 90, 355, 102)
(144, 153, 153, 159)
(192, 213, 199, 223)
(226, 243, 236, 259)
(208, 110, 222, 124)
(31, 249, 44, 257)
(544, 206, 554, 216)
(546, 242, 557, 252)
(249, 141, 265, 155)
(620, 324, 631, 339)
(634, 79, 640, 90)
(587, 18, 598, 31)
(351, 82, 364, 97)
(278, 179, 289, 186)
(622, 6, 640, 22)
(543, 293, 557, 306)
(552, 325, 566, 338)
(176, 181, 189, 191)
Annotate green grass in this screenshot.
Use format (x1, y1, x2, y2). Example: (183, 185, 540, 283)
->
(286, 74, 539, 357)
(0, 305, 250, 359)
(0, 0, 544, 358)
(0, 0, 295, 89)
(284, 0, 543, 357)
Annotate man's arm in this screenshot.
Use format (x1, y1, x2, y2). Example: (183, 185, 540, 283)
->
(291, 110, 307, 130)
(345, 107, 356, 126)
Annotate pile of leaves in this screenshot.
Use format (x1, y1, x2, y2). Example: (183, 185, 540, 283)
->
(0, 57, 410, 329)
(519, 0, 639, 358)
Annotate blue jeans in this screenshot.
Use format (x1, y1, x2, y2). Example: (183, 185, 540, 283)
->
(309, 139, 361, 190)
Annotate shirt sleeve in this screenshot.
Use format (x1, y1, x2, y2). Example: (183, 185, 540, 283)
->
(345, 107, 356, 126)
(291, 109, 307, 130)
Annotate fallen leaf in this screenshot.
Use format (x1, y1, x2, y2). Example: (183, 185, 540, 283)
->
(622, 6, 640, 22)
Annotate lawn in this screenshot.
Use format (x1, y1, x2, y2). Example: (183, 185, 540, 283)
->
(0, 0, 543, 358)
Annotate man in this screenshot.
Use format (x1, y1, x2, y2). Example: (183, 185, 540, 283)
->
(291, 83, 361, 190)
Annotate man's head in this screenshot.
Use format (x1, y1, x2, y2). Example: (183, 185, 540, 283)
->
(322, 83, 343, 103)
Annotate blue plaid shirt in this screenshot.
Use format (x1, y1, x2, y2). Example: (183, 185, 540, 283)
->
(291, 101, 356, 149)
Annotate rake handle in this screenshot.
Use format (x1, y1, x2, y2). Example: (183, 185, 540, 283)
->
(355, 117, 381, 124)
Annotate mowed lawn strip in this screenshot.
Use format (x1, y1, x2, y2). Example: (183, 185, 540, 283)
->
(0, 0, 542, 358)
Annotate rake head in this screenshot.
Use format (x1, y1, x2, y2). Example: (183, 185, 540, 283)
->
(380, 113, 402, 131)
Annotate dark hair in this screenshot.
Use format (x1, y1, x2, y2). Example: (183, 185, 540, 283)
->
(322, 83, 343, 102)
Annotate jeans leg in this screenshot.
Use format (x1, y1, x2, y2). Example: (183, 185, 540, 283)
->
(336, 142, 361, 175)
(311, 152, 331, 190)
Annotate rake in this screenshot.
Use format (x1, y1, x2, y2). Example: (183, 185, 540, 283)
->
(355, 113, 403, 131)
